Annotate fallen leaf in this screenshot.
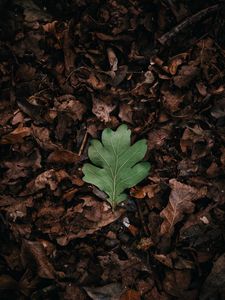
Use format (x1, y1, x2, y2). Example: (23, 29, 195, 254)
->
(119, 102, 133, 123)
(64, 284, 86, 300)
(148, 126, 172, 150)
(111, 65, 128, 86)
(21, 239, 58, 279)
(173, 62, 199, 88)
(210, 96, 225, 119)
(54, 95, 86, 121)
(107, 48, 118, 71)
(32, 125, 60, 151)
(131, 184, 160, 199)
(161, 89, 184, 112)
(0, 127, 31, 144)
(153, 254, 173, 268)
(160, 179, 207, 236)
(92, 97, 116, 123)
(196, 82, 207, 96)
(84, 283, 122, 300)
(120, 289, 141, 300)
(26, 169, 70, 192)
(47, 150, 80, 164)
(168, 57, 183, 75)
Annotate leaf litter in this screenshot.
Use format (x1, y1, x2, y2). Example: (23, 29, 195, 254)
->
(0, 0, 225, 299)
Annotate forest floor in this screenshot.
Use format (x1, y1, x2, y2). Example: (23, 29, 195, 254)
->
(0, 0, 225, 299)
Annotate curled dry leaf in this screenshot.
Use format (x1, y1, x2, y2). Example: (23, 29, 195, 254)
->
(131, 184, 160, 199)
(160, 179, 207, 236)
(111, 65, 128, 86)
(92, 97, 116, 123)
(87, 73, 106, 90)
(32, 125, 60, 151)
(54, 95, 86, 121)
(119, 103, 133, 124)
(153, 254, 173, 268)
(168, 57, 183, 75)
(107, 47, 118, 72)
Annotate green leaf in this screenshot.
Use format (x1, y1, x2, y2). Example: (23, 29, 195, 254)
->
(82, 124, 150, 209)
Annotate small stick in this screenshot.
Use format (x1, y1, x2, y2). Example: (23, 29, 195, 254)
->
(158, 4, 219, 46)
(78, 130, 88, 156)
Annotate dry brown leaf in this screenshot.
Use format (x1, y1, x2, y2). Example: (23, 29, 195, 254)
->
(54, 95, 86, 121)
(173, 62, 199, 88)
(131, 184, 160, 199)
(4, 197, 33, 222)
(0, 127, 31, 144)
(153, 254, 173, 268)
(160, 179, 207, 236)
(21, 240, 57, 279)
(26, 169, 70, 192)
(111, 65, 128, 86)
(107, 47, 118, 71)
(148, 126, 172, 150)
(47, 150, 80, 164)
(120, 289, 141, 300)
(119, 103, 133, 123)
(168, 57, 183, 75)
(92, 98, 116, 123)
(180, 125, 213, 159)
(32, 125, 60, 151)
(161, 89, 184, 112)
(55, 196, 124, 246)
(196, 82, 207, 96)
(87, 73, 106, 90)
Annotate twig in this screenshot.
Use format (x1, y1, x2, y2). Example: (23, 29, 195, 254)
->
(158, 4, 219, 46)
(78, 130, 88, 156)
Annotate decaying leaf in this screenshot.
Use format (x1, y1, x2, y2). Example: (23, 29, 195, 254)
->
(83, 124, 150, 209)
(0, 127, 31, 144)
(47, 150, 80, 164)
(84, 283, 122, 300)
(92, 97, 116, 123)
(173, 62, 199, 88)
(160, 179, 207, 236)
(21, 239, 58, 279)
